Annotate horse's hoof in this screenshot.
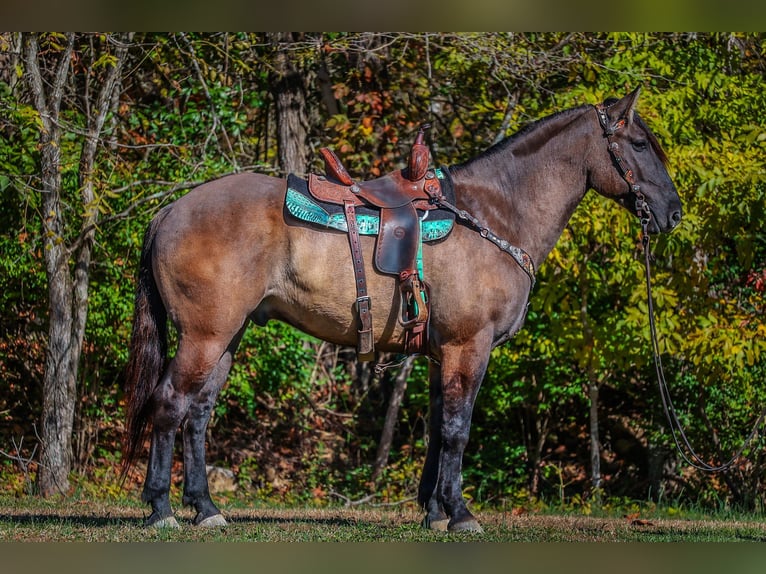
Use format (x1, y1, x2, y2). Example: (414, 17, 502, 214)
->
(150, 516, 180, 529)
(422, 515, 449, 532)
(196, 514, 227, 528)
(448, 518, 484, 534)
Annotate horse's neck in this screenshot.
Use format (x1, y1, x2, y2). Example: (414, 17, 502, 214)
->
(450, 108, 593, 267)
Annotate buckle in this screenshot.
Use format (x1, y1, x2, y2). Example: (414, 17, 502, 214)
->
(356, 296, 371, 312)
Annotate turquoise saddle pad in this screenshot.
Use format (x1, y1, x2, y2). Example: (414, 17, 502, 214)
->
(284, 173, 455, 242)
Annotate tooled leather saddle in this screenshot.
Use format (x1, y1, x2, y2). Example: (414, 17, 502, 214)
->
(286, 125, 451, 361)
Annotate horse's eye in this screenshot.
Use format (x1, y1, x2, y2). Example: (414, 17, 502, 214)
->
(632, 140, 648, 152)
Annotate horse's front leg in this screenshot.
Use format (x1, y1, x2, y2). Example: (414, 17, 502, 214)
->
(427, 339, 490, 533)
(418, 363, 449, 531)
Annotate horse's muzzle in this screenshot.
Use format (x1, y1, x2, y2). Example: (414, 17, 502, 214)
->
(648, 204, 682, 234)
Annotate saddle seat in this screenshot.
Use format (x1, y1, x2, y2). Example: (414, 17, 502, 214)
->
(310, 166, 440, 210)
(306, 125, 444, 361)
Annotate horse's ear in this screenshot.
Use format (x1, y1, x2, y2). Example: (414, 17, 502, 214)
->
(607, 87, 641, 125)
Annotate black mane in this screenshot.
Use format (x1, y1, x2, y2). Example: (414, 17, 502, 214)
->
(452, 101, 668, 172)
(452, 105, 590, 172)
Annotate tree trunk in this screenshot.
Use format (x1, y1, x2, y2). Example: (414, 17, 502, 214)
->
(530, 405, 550, 497)
(647, 442, 669, 501)
(371, 356, 415, 482)
(269, 32, 310, 175)
(579, 255, 602, 499)
(24, 33, 129, 496)
(521, 374, 550, 497)
(0, 33, 22, 91)
(24, 32, 76, 496)
(588, 382, 601, 493)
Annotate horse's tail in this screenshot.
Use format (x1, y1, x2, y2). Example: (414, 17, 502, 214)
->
(121, 208, 170, 481)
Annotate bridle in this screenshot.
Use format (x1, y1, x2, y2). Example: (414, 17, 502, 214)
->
(595, 103, 652, 233)
(595, 103, 766, 473)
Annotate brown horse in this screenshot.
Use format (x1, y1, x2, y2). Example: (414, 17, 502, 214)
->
(123, 88, 682, 531)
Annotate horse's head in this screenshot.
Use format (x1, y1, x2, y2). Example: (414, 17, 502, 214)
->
(590, 88, 682, 234)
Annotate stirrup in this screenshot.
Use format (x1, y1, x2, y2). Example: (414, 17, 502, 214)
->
(399, 270, 429, 328)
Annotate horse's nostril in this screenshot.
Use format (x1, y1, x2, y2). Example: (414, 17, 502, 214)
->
(671, 210, 682, 226)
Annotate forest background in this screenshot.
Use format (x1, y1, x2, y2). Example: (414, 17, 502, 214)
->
(0, 32, 764, 512)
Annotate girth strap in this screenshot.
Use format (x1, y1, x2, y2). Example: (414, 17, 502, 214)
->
(343, 200, 374, 361)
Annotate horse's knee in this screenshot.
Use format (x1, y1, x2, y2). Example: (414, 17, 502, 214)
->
(441, 414, 471, 453)
(149, 376, 189, 428)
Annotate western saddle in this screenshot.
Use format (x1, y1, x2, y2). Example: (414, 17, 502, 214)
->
(306, 125, 445, 361)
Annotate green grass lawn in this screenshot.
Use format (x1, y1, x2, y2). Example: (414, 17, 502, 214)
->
(4, 494, 766, 574)
(2, 493, 765, 542)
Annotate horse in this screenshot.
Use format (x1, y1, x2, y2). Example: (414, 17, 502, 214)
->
(122, 88, 682, 532)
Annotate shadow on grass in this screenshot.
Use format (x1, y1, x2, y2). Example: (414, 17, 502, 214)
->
(0, 512, 135, 527)
(227, 515, 360, 527)
(0, 511, 364, 529)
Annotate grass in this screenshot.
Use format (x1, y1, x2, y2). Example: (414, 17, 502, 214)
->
(4, 493, 766, 574)
(2, 492, 766, 542)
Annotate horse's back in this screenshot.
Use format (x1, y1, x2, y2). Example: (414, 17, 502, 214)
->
(160, 172, 286, 231)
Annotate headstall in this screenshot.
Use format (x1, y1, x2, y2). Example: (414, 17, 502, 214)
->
(594, 103, 651, 235)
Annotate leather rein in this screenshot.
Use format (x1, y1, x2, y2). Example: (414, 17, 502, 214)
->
(596, 103, 766, 473)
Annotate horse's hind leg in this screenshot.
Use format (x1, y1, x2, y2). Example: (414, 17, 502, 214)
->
(181, 328, 245, 527)
(141, 333, 238, 527)
(141, 358, 189, 528)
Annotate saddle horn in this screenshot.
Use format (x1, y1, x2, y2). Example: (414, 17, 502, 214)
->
(407, 123, 431, 182)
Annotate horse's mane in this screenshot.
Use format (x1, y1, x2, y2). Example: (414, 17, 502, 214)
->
(452, 101, 668, 172)
(452, 105, 590, 172)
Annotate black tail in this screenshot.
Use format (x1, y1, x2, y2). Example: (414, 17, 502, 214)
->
(121, 209, 170, 480)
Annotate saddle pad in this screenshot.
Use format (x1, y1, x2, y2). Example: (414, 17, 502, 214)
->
(284, 173, 455, 242)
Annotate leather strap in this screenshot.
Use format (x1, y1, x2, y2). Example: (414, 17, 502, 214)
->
(343, 200, 374, 361)
(399, 268, 430, 357)
(398, 269, 429, 327)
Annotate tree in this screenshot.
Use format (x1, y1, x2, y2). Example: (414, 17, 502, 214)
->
(20, 32, 130, 495)
(268, 32, 310, 175)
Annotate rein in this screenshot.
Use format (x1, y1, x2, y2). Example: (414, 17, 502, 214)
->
(640, 223, 766, 472)
(596, 103, 766, 473)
